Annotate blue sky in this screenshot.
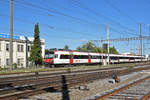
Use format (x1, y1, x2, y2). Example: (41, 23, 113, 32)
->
(0, 0, 150, 54)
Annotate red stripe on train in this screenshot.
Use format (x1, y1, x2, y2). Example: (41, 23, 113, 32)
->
(88, 56, 91, 64)
(70, 55, 73, 64)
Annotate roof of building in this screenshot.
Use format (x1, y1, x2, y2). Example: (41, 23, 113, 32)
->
(0, 33, 45, 44)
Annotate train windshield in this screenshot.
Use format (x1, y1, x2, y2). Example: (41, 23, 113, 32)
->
(45, 52, 54, 59)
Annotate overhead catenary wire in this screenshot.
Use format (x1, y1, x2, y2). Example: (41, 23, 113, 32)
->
(14, 0, 127, 36)
(104, 0, 149, 36)
(104, 0, 138, 24)
(0, 13, 100, 39)
(14, 0, 103, 27)
(68, 0, 139, 36)
(12, 0, 124, 38)
(37, 0, 128, 37)
(0, 1, 103, 39)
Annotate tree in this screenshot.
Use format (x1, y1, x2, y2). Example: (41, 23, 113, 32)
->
(94, 47, 102, 53)
(76, 41, 96, 52)
(64, 45, 69, 50)
(29, 23, 43, 66)
(101, 46, 118, 54)
(45, 49, 50, 54)
(76, 42, 118, 54)
(110, 46, 118, 54)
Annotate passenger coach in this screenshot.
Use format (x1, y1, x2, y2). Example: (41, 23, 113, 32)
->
(44, 50, 147, 67)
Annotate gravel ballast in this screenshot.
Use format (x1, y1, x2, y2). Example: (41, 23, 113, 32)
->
(26, 71, 149, 100)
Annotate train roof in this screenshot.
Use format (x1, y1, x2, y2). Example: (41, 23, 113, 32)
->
(53, 50, 144, 57)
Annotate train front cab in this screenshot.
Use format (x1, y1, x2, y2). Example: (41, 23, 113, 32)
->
(44, 51, 55, 67)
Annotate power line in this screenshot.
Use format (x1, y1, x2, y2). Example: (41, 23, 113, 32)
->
(0, 11, 101, 40)
(104, 0, 138, 24)
(104, 0, 149, 37)
(40, 0, 130, 37)
(11, 0, 120, 39)
(14, 0, 103, 27)
(91, 36, 150, 42)
(36, 0, 129, 35)
(14, 0, 126, 36)
(68, 0, 139, 36)
(1, 1, 98, 38)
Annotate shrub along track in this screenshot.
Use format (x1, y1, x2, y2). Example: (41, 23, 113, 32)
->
(0, 62, 148, 76)
(0, 64, 150, 100)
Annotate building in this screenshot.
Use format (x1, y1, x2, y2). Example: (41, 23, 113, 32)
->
(102, 43, 108, 49)
(0, 33, 45, 68)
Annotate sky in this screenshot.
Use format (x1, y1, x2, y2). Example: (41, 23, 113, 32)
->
(0, 0, 150, 55)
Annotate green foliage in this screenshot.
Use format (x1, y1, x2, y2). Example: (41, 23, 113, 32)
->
(94, 47, 102, 53)
(67, 68, 71, 73)
(64, 45, 69, 50)
(76, 42, 118, 54)
(29, 23, 43, 66)
(45, 49, 50, 54)
(13, 63, 17, 69)
(110, 46, 118, 54)
(76, 41, 96, 52)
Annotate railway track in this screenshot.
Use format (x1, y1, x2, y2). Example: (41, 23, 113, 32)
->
(0, 64, 150, 100)
(0, 62, 148, 77)
(95, 75, 150, 100)
(0, 63, 149, 83)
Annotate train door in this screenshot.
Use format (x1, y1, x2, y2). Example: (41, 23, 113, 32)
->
(88, 55, 91, 64)
(70, 55, 73, 64)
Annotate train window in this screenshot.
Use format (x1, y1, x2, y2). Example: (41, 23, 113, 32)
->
(54, 54, 58, 58)
(60, 55, 70, 59)
(45, 53, 54, 59)
(73, 55, 88, 59)
(103, 56, 107, 59)
(81, 55, 88, 59)
(91, 56, 100, 59)
(130, 57, 134, 60)
(73, 55, 80, 59)
(118, 57, 122, 59)
(110, 56, 118, 60)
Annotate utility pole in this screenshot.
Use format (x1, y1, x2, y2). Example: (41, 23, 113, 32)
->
(148, 24, 150, 36)
(139, 24, 142, 61)
(101, 38, 104, 65)
(9, 0, 13, 70)
(107, 23, 110, 65)
(97, 40, 99, 48)
(25, 37, 28, 68)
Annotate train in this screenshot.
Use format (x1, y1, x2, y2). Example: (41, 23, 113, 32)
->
(44, 49, 148, 67)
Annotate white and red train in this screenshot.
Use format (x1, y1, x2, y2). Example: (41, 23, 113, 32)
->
(44, 50, 147, 67)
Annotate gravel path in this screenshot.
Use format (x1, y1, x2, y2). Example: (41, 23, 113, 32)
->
(23, 71, 149, 100)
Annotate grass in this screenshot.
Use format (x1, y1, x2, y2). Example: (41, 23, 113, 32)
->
(0, 62, 149, 75)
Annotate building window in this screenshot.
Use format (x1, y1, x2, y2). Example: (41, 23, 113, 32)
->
(18, 58, 24, 66)
(17, 58, 24, 66)
(6, 59, 9, 66)
(21, 45, 24, 52)
(6, 44, 9, 51)
(17, 45, 20, 52)
(28, 46, 30, 51)
(18, 44, 24, 52)
(17, 59, 21, 66)
(0, 42, 1, 51)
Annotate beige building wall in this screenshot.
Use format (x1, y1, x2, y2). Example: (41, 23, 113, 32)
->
(0, 37, 45, 68)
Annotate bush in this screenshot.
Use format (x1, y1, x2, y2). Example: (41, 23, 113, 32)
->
(67, 68, 71, 73)
(13, 63, 17, 69)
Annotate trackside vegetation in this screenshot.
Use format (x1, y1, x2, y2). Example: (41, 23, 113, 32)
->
(76, 41, 118, 54)
(0, 63, 146, 75)
(29, 23, 43, 66)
